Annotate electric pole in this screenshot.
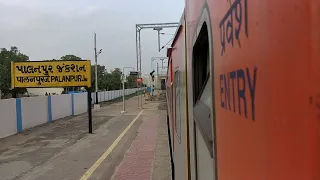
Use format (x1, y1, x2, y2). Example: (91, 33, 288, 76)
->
(94, 33, 102, 109)
(94, 33, 98, 104)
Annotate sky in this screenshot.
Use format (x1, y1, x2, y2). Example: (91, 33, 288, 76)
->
(0, 0, 185, 74)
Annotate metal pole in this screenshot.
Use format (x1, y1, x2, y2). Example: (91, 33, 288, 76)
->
(157, 63, 159, 76)
(161, 59, 164, 69)
(86, 87, 93, 134)
(12, 88, 17, 98)
(152, 77, 154, 96)
(136, 29, 140, 108)
(141, 80, 143, 106)
(157, 30, 161, 52)
(151, 58, 153, 69)
(121, 68, 126, 113)
(136, 27, 139, 71)
(121, 67, 134, 113)
(151, 59, 154, 71)
(94, 33, 98, 104)
(138, 31, 142, 108)
(157, 63, 159, 90)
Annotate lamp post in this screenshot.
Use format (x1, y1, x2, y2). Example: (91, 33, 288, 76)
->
(153, 27, 163, 52)
(94, 33, 102, 109)
(156, 63, 159, 90)
(121, 67, 135, 113)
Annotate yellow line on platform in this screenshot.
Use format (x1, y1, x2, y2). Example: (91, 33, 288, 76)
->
(79, 110, 144, 180)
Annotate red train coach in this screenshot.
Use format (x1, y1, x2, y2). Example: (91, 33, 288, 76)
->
(166, 0, 320, 179)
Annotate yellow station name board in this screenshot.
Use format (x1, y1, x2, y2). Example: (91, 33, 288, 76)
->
(11, 60, 91, 88)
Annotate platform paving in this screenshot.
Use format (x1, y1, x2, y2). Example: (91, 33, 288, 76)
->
(0, 94, 171, 180)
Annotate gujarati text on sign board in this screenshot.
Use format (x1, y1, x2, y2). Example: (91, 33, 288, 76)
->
(11, 60, 91, 88)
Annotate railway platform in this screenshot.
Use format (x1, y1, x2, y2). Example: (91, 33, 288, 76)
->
(0, 95, 171, 180)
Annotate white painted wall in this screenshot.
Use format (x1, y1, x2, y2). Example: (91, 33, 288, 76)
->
(0, 99, 17, 138)
(0, 88, 143, 139)
(115, 90, 119, 98)
(111, 91, 114, 99)
(51, 94, 72, 120)
(106, 91, 111, 101)
(74, 93, 87, 115)
(104, 92, 108, 101)
(98, 92, 104, 102)
(115, 90, 118, 98)
(21, 96, 48, 130)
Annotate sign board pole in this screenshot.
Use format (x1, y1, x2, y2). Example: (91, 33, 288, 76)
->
(12, 88, 17, 98)
(86, 87, 93, 134)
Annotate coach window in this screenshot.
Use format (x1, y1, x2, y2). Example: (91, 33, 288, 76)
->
(174, 70, 181, 143)
(192, 22, 213, 154)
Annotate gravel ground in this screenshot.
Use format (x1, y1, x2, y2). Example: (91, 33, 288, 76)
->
(158, 102, 167, 110)
(146, 92, 166, 102)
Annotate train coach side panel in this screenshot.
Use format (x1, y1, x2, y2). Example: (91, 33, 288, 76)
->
(308, 0, 320, 177)
(166, 58, 174, 152)
(171, 24, 188, 180)
(207, 0, 320, 179)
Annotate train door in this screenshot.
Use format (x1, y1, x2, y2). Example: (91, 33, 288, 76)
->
(190, 8, 216, 180)
(172, 20, 190, 180)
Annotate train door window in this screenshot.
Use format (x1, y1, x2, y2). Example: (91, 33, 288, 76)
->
(192, 22, 213, 155)
(174, 70, 181, 143)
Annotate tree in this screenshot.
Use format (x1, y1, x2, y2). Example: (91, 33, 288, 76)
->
(60, 55, 82, 61)
(0, 46, 29, 96)
(109, 69, 122, 90)
(89, 66, 124, 91)
(44, 54, 81, 62)
(90, 65, 108, 91)
(126, 75, 137, 88)
(43, 59, 58, 61)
